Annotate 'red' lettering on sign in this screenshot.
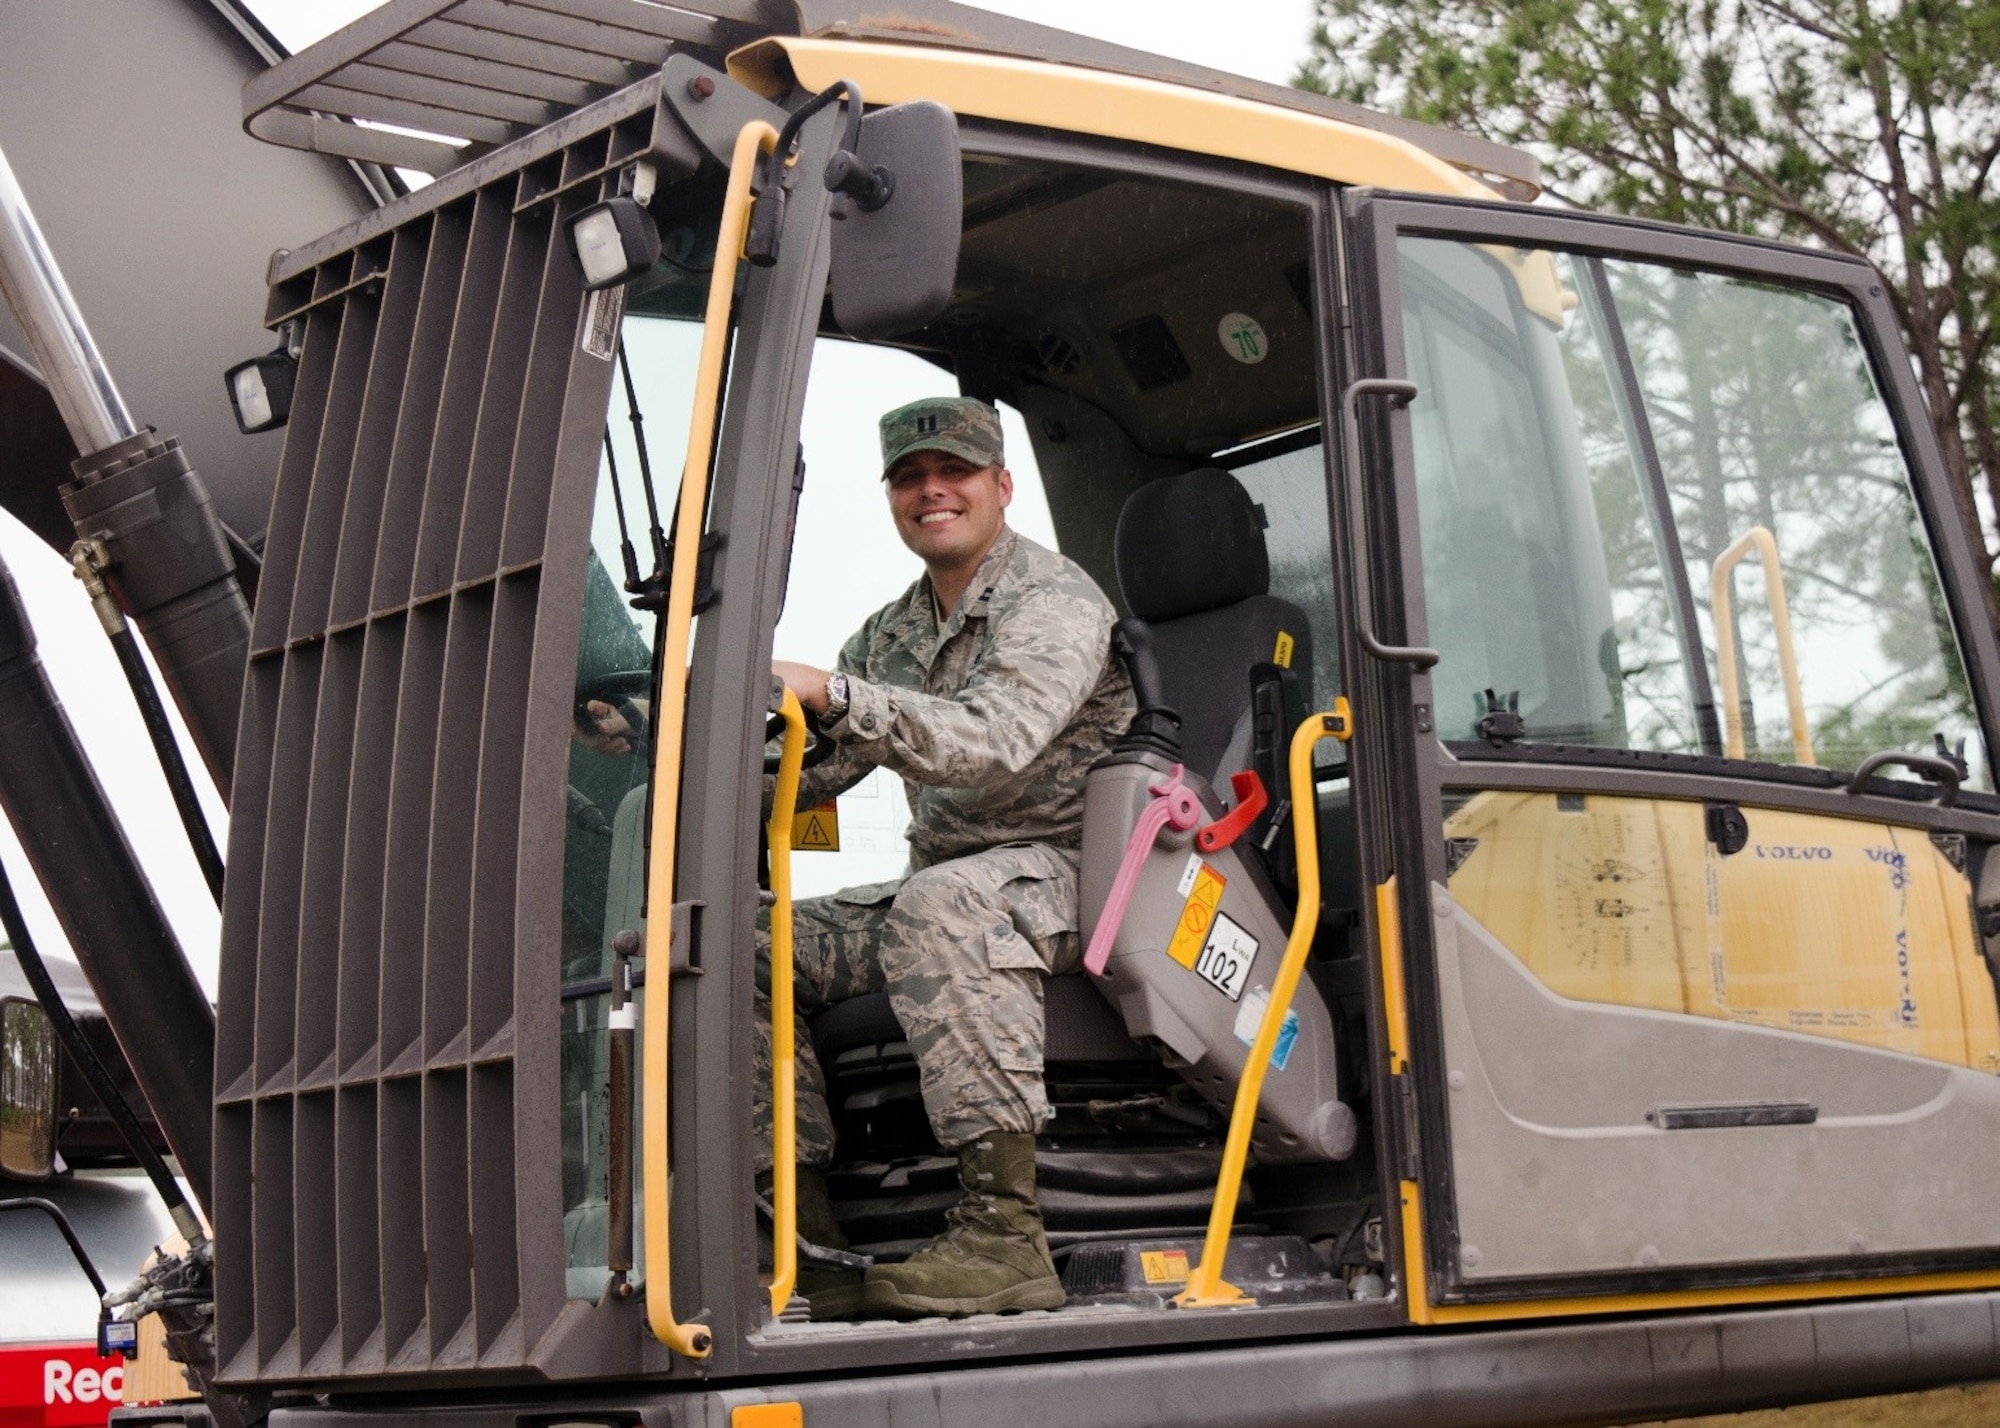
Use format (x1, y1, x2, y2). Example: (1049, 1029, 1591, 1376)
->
(0, 1345, 125, 1428)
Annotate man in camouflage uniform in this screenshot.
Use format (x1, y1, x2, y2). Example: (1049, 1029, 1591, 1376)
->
(761, 395, 1133, 1319)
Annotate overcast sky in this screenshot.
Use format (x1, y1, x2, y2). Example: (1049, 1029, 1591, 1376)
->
(0, 1, 1320, 995)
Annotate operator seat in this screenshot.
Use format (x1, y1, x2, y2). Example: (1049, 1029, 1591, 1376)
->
(1074, 464, 1355, 1164)
(1111, 466, 1313, 780)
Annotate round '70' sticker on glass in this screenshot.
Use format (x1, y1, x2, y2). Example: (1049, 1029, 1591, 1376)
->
(1217, 312, 1269, 364)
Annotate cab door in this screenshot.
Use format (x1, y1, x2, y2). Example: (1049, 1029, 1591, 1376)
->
(1339, 192, 2000, 1313)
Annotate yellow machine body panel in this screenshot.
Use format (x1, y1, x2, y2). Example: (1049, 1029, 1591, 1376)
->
(1444, 790, 2000, 1071)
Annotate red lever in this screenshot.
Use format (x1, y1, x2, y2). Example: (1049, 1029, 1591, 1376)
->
(1196, 770, 1268, 853)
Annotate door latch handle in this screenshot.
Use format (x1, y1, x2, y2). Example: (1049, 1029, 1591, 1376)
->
(1340, 378, 1440, 669)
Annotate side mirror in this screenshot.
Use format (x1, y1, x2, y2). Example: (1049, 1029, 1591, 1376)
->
(828, 101, 962, 342)
(0, 997, 58, 1181)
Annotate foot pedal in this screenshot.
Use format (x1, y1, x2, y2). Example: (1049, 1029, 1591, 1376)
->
(801, 1241, 873, 1272)
(755, 1193, 876, 1270)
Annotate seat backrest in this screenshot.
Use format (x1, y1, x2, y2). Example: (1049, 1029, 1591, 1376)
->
(1113, 467, 1314, 779)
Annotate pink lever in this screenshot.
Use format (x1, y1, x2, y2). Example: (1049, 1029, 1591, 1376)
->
(1084, 765, 1204, 976)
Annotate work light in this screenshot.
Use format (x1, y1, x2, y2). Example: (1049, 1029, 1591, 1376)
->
(566, 196, 660, 291)
(223, 347, 297, 434)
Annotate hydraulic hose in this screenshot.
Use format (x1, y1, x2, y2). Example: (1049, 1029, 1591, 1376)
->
(63, 431, 251, 802)
(71, 540, 224, 904)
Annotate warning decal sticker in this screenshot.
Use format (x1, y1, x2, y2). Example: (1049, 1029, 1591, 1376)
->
(581, 284, 625, 360)
(791, 802, 840, 852)
(1166, 863, 1227, 968)
(1233, 985, 1300, 1070)
(1140, 1248, 1190, 1284)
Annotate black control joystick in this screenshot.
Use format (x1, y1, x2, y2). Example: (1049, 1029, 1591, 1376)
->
(1112, 617, 1184, 759)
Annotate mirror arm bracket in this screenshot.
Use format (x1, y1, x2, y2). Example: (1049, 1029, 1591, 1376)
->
(659, 55, 789, 170)
(0, 1197, 108, 1299)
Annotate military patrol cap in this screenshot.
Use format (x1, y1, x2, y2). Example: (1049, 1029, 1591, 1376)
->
(879, 396, 1005, 478)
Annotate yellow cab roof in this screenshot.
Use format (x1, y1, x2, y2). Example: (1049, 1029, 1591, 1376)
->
(730, 32, 1528, 204)
(733, 0, 1536, 202)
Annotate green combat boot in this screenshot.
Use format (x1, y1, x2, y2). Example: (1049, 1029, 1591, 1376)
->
(757, 1166, 865, 1320)
(860, 1132, 1065, 1318)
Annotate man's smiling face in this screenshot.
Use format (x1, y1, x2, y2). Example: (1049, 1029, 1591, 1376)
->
(886, 448, 1013, 570)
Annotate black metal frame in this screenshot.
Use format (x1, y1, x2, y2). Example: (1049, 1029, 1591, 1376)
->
(0, 1197, 109, 1298)
(243, 0, 1538, 199)
(216, 69, 742, 1389)
(229, 86, 1442, 1396)
(680, 121, 1414, 1378)
(1339, 189, 2000, 1309)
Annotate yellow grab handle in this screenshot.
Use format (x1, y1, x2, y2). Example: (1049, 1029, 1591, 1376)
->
(764, 688, 807, 1317)
(641, 118, 780, 1359)
(1176, 698, 1352, 1309)
(1710, 526, 1814, 766)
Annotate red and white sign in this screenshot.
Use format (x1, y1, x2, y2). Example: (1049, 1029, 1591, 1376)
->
(0, 1345, 124, 1428)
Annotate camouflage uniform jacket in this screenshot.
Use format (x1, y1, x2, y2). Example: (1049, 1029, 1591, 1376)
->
(797, 526, 1134, 870)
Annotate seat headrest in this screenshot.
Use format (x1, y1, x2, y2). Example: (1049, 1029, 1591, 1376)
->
(1114, 467, 1269, 622)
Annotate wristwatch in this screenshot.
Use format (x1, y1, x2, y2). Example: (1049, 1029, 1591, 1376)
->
(823, 671, 850, 723)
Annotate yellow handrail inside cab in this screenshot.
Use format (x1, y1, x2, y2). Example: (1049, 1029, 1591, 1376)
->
(1710, 525, 1814, 766)
(1176, 698, 1353, 1310)
(641, 118, 780, 1359)
(764, 688, 806, 1318)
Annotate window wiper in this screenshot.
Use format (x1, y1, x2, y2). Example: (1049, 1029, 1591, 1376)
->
(603, 339, 677, 613)
(1473, 688, 1524, 747)
(600, 426, 644, 593)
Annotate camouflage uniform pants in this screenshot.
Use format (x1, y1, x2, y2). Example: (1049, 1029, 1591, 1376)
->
(753, 842, 1082, 1172)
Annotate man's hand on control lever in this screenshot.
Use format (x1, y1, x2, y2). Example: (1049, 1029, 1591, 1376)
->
(772, 660, 832, 716)
(575, 698, 645, 756)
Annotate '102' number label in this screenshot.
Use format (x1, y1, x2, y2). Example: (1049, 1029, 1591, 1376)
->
(1194, 913, 1257, 1001)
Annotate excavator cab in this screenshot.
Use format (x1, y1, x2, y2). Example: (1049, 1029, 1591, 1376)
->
(217, 6, 2000, 1352)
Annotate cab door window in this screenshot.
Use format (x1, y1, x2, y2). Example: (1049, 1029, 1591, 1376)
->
(557, 239, 713, 1292)
(1401, 237, 1986, 784)
(1396, 234, 2000, 1070)
(1402, 239, 1645, 749)
(1606, 260, 1981, 778)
